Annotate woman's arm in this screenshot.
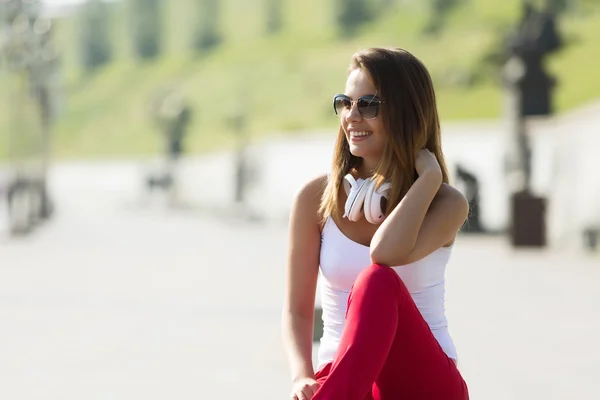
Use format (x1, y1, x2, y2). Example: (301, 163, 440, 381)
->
(282, 175, 326, 383)
(370, 150, 469, 266)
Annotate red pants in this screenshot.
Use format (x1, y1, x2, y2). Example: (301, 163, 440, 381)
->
(313, 263, 469, 400)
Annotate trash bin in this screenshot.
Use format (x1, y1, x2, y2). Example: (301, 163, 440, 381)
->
(510, 191, 547, 247)
(583, 227, 599, 252)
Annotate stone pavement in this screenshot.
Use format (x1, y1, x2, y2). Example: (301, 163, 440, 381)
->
(1, 106, 600, 399)
(0, 153, 599, 400)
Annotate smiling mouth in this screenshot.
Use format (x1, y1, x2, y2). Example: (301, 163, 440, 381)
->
(349, 131, 373, 138)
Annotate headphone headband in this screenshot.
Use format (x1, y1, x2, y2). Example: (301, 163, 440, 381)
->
(343, 174, 390, 224)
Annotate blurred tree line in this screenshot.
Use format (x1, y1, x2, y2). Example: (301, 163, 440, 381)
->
(79, 0, 438, 72)
(78, 0, 589, 74)
(79, 0, 228, 72)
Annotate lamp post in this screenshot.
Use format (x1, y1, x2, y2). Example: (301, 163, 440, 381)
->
(229, 107, 248, 206)
(502, 0, 562, 247)
(30, 14, 59, 219)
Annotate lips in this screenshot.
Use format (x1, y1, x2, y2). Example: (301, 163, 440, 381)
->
(349, 130, 373, 143)
(350, 131, 372, 138)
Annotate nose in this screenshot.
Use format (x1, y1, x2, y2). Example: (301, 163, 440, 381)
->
(345, 101, 362, 123)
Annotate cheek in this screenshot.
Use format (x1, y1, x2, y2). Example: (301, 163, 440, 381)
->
(371, 121, 386, 140)
(373, 125, 387, 149)
(342, 122, 348, 137)
(340, 119, 348, 132)
(375, 119, 386, 133)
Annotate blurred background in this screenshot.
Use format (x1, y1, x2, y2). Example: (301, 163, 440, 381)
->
(0, 0, 599, 399)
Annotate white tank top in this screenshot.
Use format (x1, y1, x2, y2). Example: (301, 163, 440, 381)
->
(317, 215, 458, 370)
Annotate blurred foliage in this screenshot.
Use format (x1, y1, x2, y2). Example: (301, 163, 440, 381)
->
(192, 0, 222, 55)
(130, 0, 163, 60)
(80, 0, 113, 73)
(1, 0, 599, 159)
(265, 0, 283, 35)
(0, 0, 46, 164)
(336, 0, 377, 37)
(422, 0, 462, 36)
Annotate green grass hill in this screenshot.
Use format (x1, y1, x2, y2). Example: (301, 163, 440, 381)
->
(3, 0, 600, 159)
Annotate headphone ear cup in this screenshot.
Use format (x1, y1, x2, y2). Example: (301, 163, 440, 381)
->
(343, 174, 361, 220)
(363, 179, 377, 224)
(348, 179, 370, 222)
(343, 174, 355, 196)
(366, 181, 391, 224)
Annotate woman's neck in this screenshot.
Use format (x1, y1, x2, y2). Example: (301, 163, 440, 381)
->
(355, 158, 380, 179)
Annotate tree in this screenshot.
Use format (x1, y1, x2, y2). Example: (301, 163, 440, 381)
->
(422, 0, 461, 36)
(192, 0, 222, 54)
(336, 0, 375, 37)
(80, 0, 113, 72)
(131, 0, 162, 60)
(265, 0, 283, 35)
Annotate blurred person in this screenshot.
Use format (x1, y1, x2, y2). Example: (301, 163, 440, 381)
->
(156, 88, 192, 168)
(145, 87, 192, 195)
(282, 48, 470, 400)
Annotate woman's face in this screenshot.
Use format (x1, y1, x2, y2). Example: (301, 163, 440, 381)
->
(338, 68, 387, 164)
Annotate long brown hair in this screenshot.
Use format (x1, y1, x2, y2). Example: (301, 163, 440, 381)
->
(319, 48, 450, 222)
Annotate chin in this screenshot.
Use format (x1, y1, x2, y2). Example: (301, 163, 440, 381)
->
(348, 147, 364, 158)
(349, 144, 374, 159)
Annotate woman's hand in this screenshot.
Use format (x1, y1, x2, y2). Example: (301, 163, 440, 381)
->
(290, 377, 321, 400)
(415, 149, 442, 182)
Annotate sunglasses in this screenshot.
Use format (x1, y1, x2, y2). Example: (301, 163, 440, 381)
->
(333, 92, 385, 120)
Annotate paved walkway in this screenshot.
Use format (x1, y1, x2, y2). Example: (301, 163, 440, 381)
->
(1, 106, 600, 398)
(1, 150, 599, 399)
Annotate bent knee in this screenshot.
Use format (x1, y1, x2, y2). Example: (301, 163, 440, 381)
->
(355, 263, 401, 289)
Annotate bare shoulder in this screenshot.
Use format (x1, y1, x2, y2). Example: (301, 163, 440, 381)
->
(295, 173, 328, 201)
(433, 183, 469, 220)
(291, 173, 328, 222)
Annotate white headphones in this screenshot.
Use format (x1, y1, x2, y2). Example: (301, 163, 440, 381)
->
(343, 174, 391, 224)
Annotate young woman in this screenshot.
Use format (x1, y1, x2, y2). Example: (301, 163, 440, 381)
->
(282, 48, 470, 400)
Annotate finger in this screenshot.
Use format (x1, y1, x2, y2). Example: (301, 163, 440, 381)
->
(291, 392, 303, 400)
(300, 388, 313, 400)
(292, 390, 306, 400)
(308, 383, 321, 397)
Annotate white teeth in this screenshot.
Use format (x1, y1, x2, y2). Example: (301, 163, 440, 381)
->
(350, 131, 372, 137)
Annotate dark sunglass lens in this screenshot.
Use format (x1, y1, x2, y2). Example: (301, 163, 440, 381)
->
(357, 97, 379, 119)
(334, 96, 351, 115)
